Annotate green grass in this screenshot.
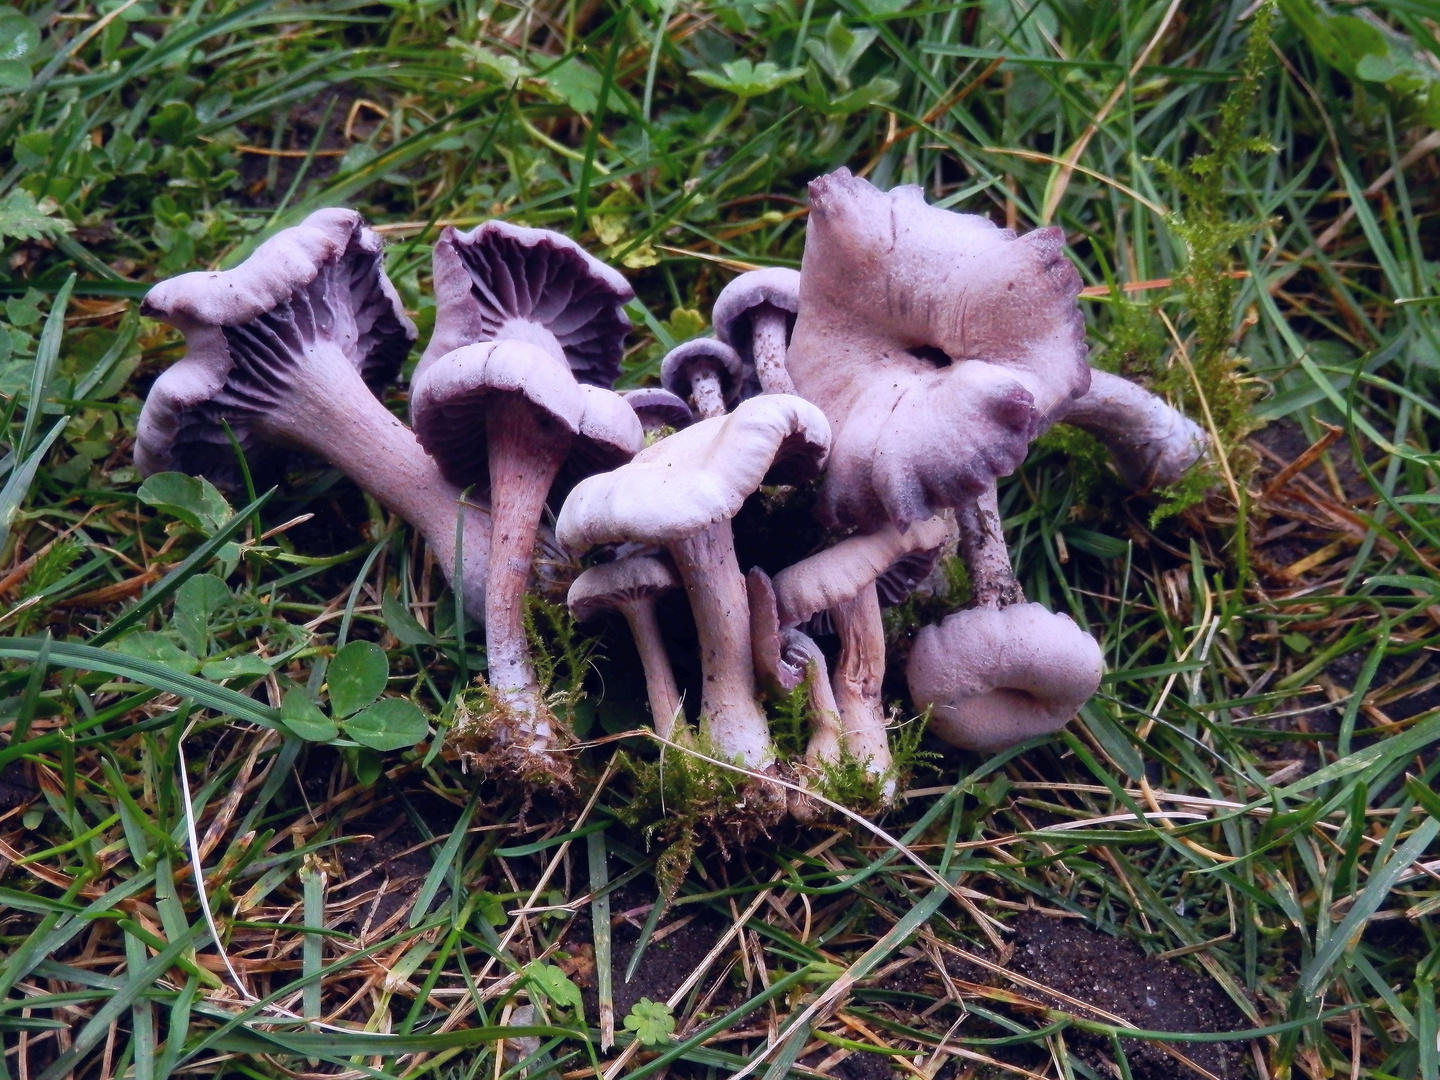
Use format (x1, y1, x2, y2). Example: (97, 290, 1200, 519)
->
(1, 0, 1439, 1077)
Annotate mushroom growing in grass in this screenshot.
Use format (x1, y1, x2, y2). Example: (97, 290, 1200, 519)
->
(411, 340, 642, 765)
(136, 208, 492, 617)
(761, 515, 952, 794)
(660, 338, 744, 420)
(786, 168, 1090, 531)
(908, 486, 1103, 752)
(568, 553, 684, 739)
(557, 394, 831, 769)
(1058, 369, 1209, 490)
(712, 267, 801, 396)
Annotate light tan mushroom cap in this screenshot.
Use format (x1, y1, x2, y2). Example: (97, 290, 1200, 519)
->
(907, 603, 1103, 753)
(568, 555, 679, 621)
(556, 394, 831, 551)
(772, 515, 951, 627)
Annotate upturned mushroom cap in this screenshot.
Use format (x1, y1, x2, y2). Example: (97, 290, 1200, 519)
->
(786, 168, 1090, 531)
(409, 341, 642, 490)
(906, 603, 1103, 753)
(568, 555, 679, 622)
(622, 387, 694, 434)
(556, 394, 831, 551)
(137, 208, 415, 483)
(772, 516, 952, 628)
(423, 220, 633, 385)
(659, 338, 745, 409)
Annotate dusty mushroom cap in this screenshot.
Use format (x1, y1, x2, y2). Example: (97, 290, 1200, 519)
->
(422, 220, 633, 385)
(906, 603, 1103, 753)
(660, 338, 744, 418)
(622, 387, 694, 434)
(712, 267, 801, 396)
(138, 207, 414, 483)
(557, 394, 830, 549)
(771, 516, 952, 628)
(409, 342, 641, 491)
(786, 168, 1090, 531)
(1055, 369, 1208, 490)
(568, 554, 679, 622)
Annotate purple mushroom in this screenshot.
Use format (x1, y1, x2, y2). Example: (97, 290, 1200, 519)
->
(410, 222, 641, 770)
(1056, 368, 1209, 490)
(660, 338, 744, 420)
(557, 394, 831, 769)
(712, 267, 800, 397)
(622, 387, 694, 436)
(136, 208, 492, 616)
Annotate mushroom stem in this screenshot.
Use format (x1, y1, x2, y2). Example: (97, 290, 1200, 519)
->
(687, 365, 729, 419)
(956, 486, 1023, 609)
(484, 396, 572, 745)
(750, 307, 796, 395)
(783, 629, 843, 769)
(1059, 369, 1208, 490)
(254, 348, 491, 618)
(668, 521, 773, 766)
(829, 582, 894, 784)
(620, 598, 685, 740)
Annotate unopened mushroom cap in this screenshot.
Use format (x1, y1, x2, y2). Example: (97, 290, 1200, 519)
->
(713, 267, 800, 353)
(137, 208, 415, 484)
(906, 603, 1103, 753)
(568, 555, 678, 622)
(1056, 369, 1209, 490)
(773, 515, 952, 627)
(622, 387, 694, 434)
(660, 338, 744, 406)
(556, 393, 831, 552)
(424, 221, 633, 386)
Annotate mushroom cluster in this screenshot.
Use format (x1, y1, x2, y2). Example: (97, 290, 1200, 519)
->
(136, 169, 1207, 819)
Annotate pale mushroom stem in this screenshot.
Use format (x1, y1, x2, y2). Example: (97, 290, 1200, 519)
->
(750, 307, 796, 395)
(668, 521, 774, 766)
(783, 629, 843, 768)
(687, 364, 728, 419)
(484, 397, 572, 746)
(956, 486, 1023, 609)
(619, 598, 685, 740)
(829, 582, 894, 785)
(254, 348, 491, 616)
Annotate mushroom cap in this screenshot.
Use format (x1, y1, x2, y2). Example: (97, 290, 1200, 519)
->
(409, 340, 642, 490)
(772, 515, 952, 628)
(422, 220, 633, 386)
(712, 267, 800, 368)
(556, 394, 831, 552)
(660, 338, 745, 408)
(137, 208, 415, 485)
(1055, 368, 1209, 490)
(622, 387, 694, 433)
(906, 603, 1103, 753)
(568, 555, 679, 622)
(786, 168, 1090, 531)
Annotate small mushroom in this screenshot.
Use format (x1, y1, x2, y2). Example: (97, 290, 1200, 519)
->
(712, 267, 800, 396)
(411, 341, 641, 760)
(908, 486, 1102, 752)
(622, 387, 694, 436)
(568, 554, 684, 738)
(557, 394, 831, 768)
(660, 338, 744, 420)
(1057, 369, 1209, 490)
(786, 168, 1090, 531)
(767, 515, 952, 790)
(906, 603, 1103, 753)
(136, 209, 491, 617)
